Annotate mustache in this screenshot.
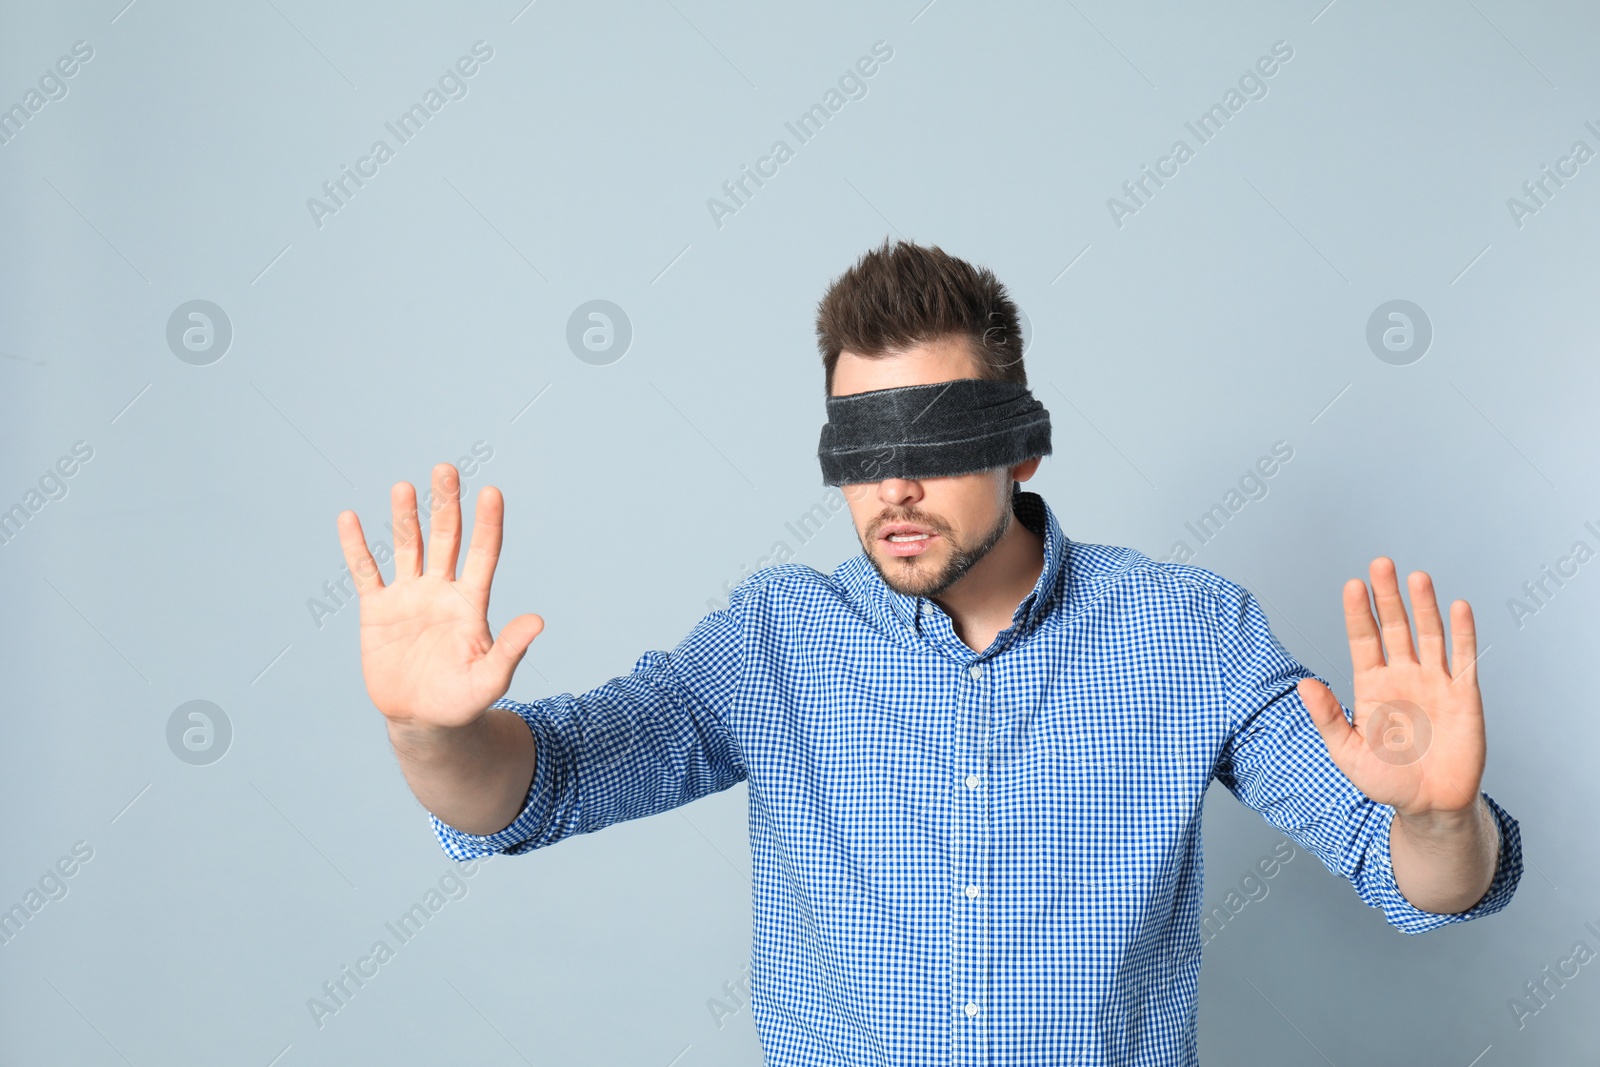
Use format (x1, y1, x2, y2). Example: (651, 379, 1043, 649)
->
(867, 508, 952, 540)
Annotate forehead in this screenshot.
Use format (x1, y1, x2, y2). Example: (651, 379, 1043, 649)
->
(831, 334, 980, 397)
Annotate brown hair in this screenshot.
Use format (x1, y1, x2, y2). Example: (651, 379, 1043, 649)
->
(815, 237, 1027, 394)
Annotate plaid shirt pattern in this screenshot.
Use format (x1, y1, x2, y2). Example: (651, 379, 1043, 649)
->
(432, 489, 1521, 1066)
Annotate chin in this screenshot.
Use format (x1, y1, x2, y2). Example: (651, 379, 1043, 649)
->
(872, 548, 950, 598)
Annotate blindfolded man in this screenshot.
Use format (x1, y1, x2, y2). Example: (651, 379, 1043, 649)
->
(337, 238, 1520, 1067)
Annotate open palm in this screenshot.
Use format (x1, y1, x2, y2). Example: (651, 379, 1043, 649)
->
(1297, 558, 1485, 819)
(336, 464, 544, 730)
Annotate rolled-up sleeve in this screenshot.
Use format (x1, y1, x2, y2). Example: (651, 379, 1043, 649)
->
(1208, 580, 1523, 934)
(430, 574, 758, 861)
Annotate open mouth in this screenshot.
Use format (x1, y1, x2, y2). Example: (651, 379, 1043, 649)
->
(878, 522, 938, 558)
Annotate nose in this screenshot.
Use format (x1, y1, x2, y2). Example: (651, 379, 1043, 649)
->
(877, 477, 923, 507)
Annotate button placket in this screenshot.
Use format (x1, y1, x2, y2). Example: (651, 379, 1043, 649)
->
(954, 658, 991, 1061)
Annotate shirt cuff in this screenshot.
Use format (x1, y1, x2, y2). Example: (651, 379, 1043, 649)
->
(428, 698, 558, 861)
(1367, 791, 1523, 934)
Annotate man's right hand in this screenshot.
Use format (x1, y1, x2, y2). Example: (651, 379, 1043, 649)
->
(337, 463, 544, 734)
(336, 464, 545, 836)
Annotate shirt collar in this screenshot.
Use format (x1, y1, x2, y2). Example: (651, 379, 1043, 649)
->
(878, 486, 1067, 648)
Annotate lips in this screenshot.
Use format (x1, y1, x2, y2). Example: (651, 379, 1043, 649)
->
(878, 522, 938, 558)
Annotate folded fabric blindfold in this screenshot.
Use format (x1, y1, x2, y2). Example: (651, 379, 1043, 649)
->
(818, 377, 1053, 486)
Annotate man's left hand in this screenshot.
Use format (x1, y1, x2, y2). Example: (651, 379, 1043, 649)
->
(1296, 557, 1486, 819)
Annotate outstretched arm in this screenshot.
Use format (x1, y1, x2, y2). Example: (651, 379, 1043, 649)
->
(338, 463, 545, 835)
(1297, 558, 1500, 914)
(340, 462, 752, 859)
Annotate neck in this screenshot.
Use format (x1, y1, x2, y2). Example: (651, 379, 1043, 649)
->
(932, 502, 1045, 653)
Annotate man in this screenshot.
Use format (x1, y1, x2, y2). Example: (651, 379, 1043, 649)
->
(336, 239, 1520, 1065)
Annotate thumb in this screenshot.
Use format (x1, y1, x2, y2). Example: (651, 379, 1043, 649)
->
(489, 613, 545, 673)
(1298, 676, 1357, 760)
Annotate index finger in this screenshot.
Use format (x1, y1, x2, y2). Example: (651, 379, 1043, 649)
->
(337, 510, 385, 595)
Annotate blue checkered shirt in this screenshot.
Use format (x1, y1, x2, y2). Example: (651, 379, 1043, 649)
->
(432, 490, 1522, 1066)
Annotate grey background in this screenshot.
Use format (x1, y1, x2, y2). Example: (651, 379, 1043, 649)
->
(1, 0, 1595, 1063)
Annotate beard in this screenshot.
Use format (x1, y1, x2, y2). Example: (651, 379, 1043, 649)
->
(864, 501, 1012, 599)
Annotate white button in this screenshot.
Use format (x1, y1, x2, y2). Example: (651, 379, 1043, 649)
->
(964, 774, 981, 790)
(968, 663, 983, 678)
(964, 1001, 980, 1017)
(965, 884, 980, 899)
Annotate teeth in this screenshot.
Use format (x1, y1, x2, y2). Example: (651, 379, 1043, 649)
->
(888, 533, 930, 542)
